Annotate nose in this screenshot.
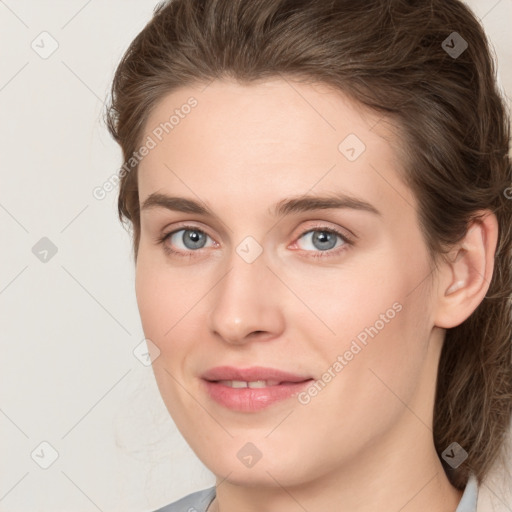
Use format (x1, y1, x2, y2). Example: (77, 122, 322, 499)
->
(207, 247, 285, 346)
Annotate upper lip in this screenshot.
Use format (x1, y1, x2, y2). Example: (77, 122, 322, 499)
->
(201, 366, 313, 383)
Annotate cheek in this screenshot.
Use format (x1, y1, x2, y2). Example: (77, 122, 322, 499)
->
(313, 250, 432, 388)
(295, 258, 403, 355)
(134, 248, 212, 369)
(135, 269, 165, 339)
(346, 282, 432, 413)
(135, 254, 193, 414)
(135, 250, 181, 349)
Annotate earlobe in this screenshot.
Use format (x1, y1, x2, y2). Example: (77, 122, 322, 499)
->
(434, 211, 498, 329)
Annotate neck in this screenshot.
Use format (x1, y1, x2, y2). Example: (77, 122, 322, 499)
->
(208, 451, 463, 512)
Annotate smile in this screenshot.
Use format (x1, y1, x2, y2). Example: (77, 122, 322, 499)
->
(216, 379, 281, 388)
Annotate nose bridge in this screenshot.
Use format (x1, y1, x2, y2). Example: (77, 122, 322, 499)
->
(207, 240, 283, 344)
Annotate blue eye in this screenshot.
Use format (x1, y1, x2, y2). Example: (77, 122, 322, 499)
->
(162, 227, 214, 255)
(158, 225, 353, 259)
(296, 228, 348, 253)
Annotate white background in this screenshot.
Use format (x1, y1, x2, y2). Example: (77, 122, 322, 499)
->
(1, 1, 511, 511)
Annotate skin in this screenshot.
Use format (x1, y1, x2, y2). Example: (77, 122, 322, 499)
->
(135, 78, 498, 512)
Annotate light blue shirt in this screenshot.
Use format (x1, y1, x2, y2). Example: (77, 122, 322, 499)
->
(154, 473, 479, 512)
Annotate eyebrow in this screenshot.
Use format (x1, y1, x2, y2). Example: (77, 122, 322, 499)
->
(140, 192, 381, 217)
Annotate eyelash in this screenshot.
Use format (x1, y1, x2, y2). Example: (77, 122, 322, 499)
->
(156, 224, 354, 260)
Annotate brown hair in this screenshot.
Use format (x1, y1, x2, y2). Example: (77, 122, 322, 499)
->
(104, 0, 512, 490)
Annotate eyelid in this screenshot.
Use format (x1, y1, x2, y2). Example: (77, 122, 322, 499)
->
(290, 220, 356, 242)
(160, 219, 355, 241)
(158, 220, 355, 258)
(288, 223, 354, 258)
(159, 222, 217, 249)
(159, 220, 215, 241)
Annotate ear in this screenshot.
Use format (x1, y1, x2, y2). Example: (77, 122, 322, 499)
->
(433, 210, 499, 329)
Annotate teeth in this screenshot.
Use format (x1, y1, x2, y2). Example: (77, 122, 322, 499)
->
(248, 380, 268, 388)
(217, 380, 280, 388)
(232, 380, 249, 388)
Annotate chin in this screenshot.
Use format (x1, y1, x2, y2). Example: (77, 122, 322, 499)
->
(199, 447, 308, 487)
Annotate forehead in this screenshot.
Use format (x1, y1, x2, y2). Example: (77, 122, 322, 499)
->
(137, 78, 415, 219)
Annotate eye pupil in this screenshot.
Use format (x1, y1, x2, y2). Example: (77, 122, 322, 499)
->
(312, 230, 337, 250)
(184, 229, 206, 249)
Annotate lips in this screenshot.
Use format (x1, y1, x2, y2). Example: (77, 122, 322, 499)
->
(201, 365, 312, 384)
(200, 366, 314, 412)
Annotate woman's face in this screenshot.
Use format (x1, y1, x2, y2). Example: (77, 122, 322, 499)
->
(135, 78, 444, 487)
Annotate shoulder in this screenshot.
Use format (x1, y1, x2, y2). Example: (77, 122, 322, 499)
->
(151, 486, 216, 512)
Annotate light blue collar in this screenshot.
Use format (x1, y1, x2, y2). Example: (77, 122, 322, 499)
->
(455, 473, 479, 512)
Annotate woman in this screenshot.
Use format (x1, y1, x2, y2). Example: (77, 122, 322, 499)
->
(105, 0, 512, 510)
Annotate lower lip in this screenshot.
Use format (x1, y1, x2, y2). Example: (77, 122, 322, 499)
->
(201, 379, 314, 412)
